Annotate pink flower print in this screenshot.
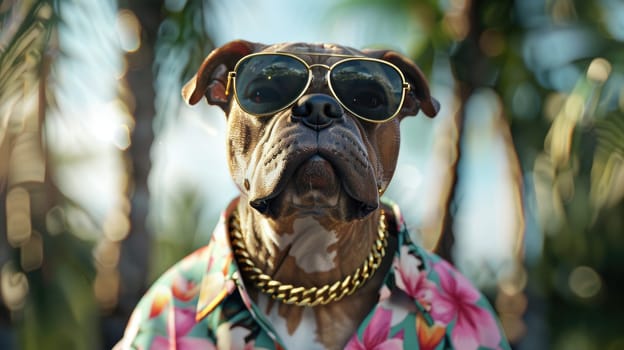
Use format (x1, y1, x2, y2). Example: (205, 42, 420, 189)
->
(378, 285, 392, 302)
(150, 307, 215, 350)
(150, 336, 215, 350)
(345, 308, 404, 350)
(393, 246, 437, 306)
(431, 260, 501, 350)
(168, 307, 197, 337)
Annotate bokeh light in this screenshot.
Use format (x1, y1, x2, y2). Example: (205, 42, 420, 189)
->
(568, 265, 602, 299)
(2, 0, 623, 349)
(117, 9, 141, 53)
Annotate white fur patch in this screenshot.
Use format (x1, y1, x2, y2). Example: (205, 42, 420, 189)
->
(257, 296, 325, 350)
(279, 217, 338, 273)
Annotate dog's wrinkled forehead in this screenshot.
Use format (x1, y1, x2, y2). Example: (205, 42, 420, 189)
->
(260, 42, 364, 64)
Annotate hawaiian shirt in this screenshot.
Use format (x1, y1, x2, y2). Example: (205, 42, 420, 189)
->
(115, 198, 510, 350)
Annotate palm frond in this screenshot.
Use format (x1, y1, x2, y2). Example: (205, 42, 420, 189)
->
(147, 0, 220, 280)
(152, 0, 215, 132)
(590, 112, 624, 209)
(0, 1, 54, 190)
(2, 0, 133, 349)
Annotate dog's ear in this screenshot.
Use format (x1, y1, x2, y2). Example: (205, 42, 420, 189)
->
(182, 40, 262, 110)
(363, 49, 440, 118)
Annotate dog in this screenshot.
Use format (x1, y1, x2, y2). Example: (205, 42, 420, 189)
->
(115, 40, 509, 350)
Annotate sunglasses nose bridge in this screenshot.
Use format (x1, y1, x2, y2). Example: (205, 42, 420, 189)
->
(305, 64, 333, 95)
(307, 63, 331, 70)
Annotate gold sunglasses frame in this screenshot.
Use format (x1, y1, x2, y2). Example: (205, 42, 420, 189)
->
(225, 51, 412, 123)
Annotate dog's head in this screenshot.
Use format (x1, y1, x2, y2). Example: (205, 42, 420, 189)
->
(183, 40, 439, 221)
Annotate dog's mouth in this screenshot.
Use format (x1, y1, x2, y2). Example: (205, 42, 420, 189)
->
(247, 129, 379, 220)
(291, 155, 340, 205)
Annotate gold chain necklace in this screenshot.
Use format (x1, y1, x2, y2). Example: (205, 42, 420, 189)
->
(229, 209, 388, 307)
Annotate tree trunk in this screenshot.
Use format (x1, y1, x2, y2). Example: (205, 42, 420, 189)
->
(436, 0, 490, 263)
(106, 1, 161, 347)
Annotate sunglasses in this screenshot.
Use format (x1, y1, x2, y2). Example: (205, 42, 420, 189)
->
(225, 52, 411, 123)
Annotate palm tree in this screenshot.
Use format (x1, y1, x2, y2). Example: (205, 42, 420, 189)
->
(1, 1, 111, 348)
(1, 0, 218, 348)
(115, 0, 216, 346)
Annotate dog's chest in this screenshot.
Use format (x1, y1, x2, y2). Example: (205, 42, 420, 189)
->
(257, 296, 325, 350)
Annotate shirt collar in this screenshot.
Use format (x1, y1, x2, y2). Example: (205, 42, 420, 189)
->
(195, 198, 240, 321)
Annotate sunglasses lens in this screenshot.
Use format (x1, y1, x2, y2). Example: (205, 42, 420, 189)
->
(330, 60, 404, 121)
(235, 55, 309, 115)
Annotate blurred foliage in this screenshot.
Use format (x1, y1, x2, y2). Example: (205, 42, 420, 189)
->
(152, 0, 215, 133)
(147, 0, 217, 283)
(1, 1, 102, 349)
(2, 0, 624, 349)
(334, 0, 624, 348)
(2, 0, 218, 348)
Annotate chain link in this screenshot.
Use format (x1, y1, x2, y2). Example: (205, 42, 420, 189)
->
(229, 209, 388, 307)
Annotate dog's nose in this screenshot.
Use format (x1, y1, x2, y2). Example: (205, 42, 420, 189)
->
(291, 94, 344, 129)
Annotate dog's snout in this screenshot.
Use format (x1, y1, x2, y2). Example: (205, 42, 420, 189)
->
(292, 94, 343, 130)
